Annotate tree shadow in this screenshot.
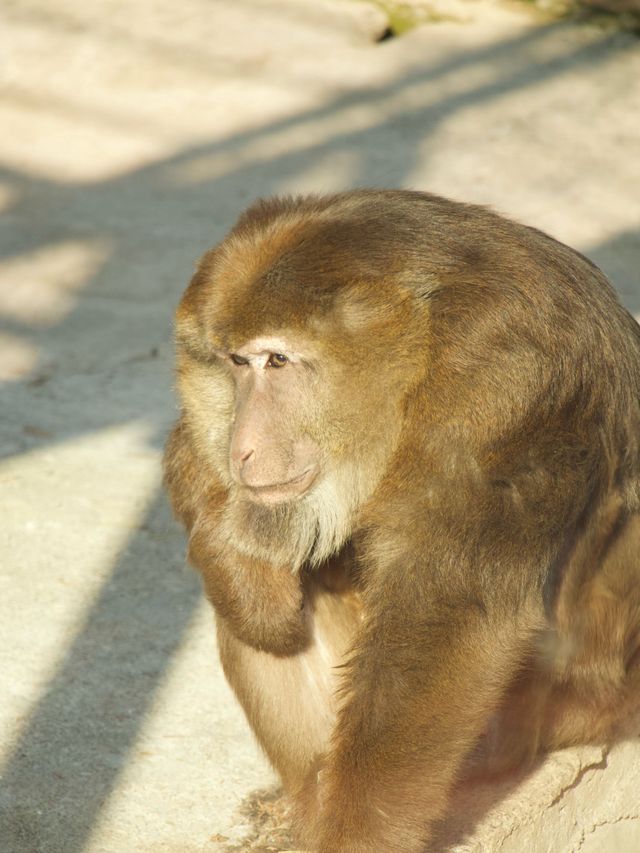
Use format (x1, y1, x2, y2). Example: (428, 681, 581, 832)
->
(0, 15, 637, 853)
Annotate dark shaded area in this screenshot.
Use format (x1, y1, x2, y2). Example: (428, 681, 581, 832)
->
(376, 25, 397, 42)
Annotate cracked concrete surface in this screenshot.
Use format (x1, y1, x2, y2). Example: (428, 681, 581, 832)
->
(440, 743, 640, 851)
(1, 1, 640, 851)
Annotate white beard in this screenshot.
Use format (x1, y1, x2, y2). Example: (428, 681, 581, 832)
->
(218, 458, 375, 572)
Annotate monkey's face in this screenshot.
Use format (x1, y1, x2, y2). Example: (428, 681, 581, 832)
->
(175, 323, 392, 568)
(173, 208, 429, 568)
(212, 335, 324, 506)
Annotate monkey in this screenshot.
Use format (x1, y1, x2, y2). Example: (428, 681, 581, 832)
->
(163, 189, 640, 852)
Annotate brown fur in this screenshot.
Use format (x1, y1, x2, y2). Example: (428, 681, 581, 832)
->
(164, 190, 640, 852)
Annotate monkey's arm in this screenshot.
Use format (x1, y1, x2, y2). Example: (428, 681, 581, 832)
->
(297, 574, 539, 852)
(189, 522, 308, 655)
(164, 422, 308, 655)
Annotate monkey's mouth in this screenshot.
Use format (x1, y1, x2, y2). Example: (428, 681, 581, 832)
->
(242, 468, 318, 504)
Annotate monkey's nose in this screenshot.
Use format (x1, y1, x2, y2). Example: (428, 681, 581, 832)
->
(230, 431, 256, 481)
(233, 447, 254, 466)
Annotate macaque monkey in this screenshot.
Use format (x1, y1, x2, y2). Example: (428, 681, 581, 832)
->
(164, 190, 640, 852)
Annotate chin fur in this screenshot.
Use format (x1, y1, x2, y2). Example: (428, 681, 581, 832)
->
(219, 460, 375, 571)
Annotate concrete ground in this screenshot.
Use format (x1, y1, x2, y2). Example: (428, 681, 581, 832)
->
(1, 2, 639, 851)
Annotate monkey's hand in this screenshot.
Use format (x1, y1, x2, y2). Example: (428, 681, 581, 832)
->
(189, 526, 309, 656)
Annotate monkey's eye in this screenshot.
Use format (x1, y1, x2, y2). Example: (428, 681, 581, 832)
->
(230, 354, 249, 366)
(267, 353, 288, 368)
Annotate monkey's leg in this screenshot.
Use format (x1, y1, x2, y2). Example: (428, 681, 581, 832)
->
(541, 512, 640, 750)
(462, 661, 550, 778)
(217, 581, 361, 793)
(295, 603, 537, 853)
